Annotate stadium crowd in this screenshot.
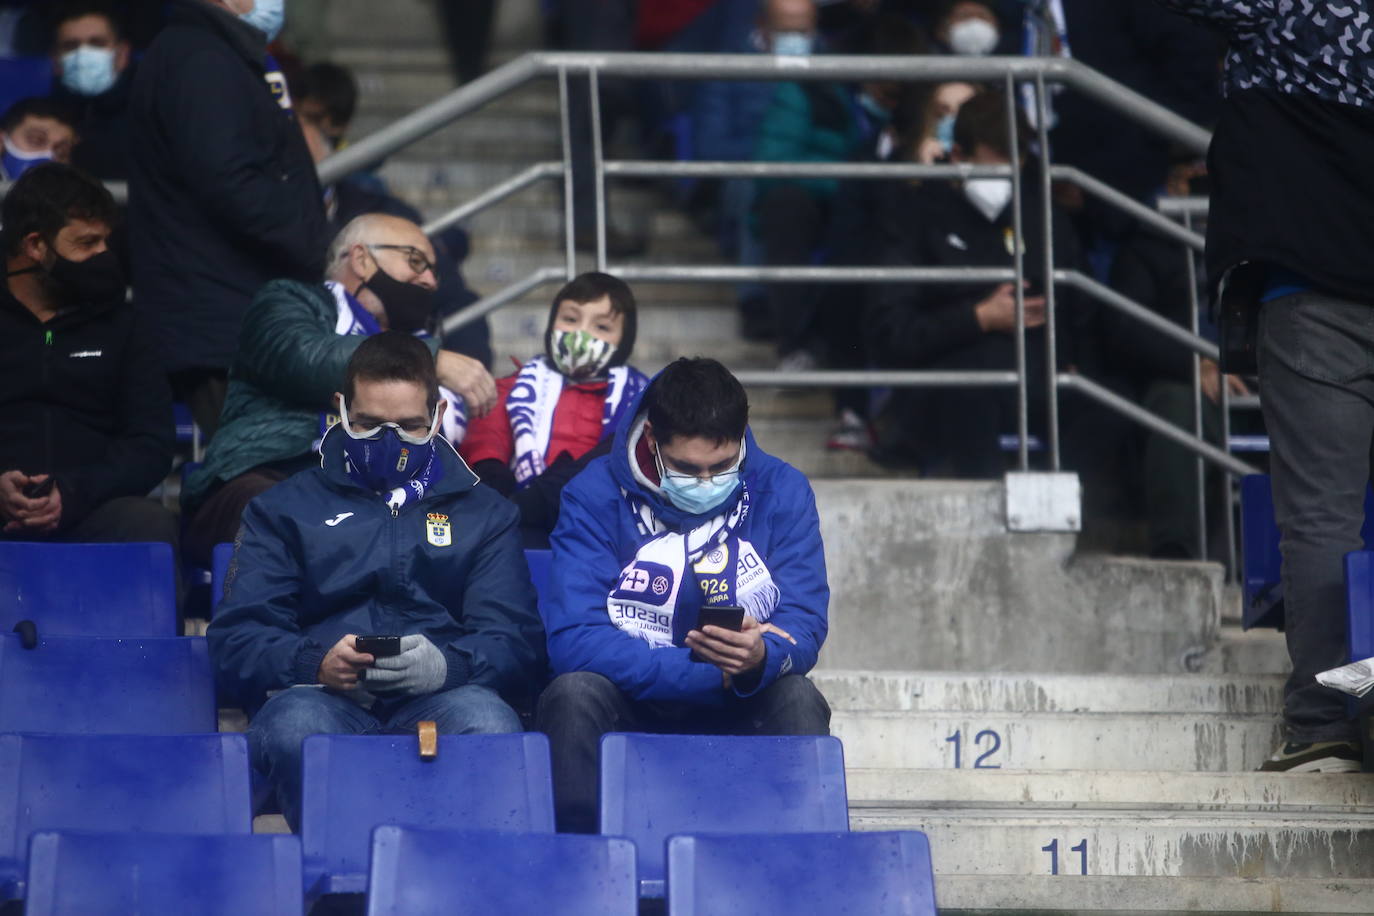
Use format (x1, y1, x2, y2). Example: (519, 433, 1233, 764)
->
(1, 0, 1365, 842)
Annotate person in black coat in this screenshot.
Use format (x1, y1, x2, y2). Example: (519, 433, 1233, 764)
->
(127, 0, 328, 439)
(0, 163, 176, 548)
(865, 91, 1095, 477)
(48, 0, 136, 182)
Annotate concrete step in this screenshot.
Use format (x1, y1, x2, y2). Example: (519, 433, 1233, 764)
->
(854, 807, 1374, 879)
(1202, 624, 1292, 676)
(846, 768, 1373, 810)
(830, 710, 1280, 771)
(812, 672, 1285, 716)
(935, 874, 1374, 913)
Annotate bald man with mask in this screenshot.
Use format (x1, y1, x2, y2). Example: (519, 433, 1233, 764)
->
(181, 213, 497, 568)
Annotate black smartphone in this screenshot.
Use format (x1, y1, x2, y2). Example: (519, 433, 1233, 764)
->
(23, 478, 54, 499)
(698, 606, 745, 632)
(690, 606, 746, 664)
(354, 635, 401, 658)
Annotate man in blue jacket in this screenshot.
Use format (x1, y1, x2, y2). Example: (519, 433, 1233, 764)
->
(536, 357, 831, 832)
(208, 332, 545, 829)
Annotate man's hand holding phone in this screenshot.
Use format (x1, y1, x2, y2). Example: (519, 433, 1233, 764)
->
(318, 634, 375, 690)
(686, 607, 766, 676)
(0, 471, 61, 534)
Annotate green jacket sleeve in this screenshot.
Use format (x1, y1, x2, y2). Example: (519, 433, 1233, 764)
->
(235, 280, 440, 408)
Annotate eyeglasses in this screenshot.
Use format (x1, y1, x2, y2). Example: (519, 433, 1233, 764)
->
(654, 440, 746, 486)
(338, 396, 441, 445)
(364, 244, 435, 277)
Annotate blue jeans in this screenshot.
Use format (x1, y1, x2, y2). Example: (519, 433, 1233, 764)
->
(248, 685, 522, 829)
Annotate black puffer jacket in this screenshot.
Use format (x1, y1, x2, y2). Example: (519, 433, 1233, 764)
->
(127, 0, 327, 372)
(0, 286, 174, 531)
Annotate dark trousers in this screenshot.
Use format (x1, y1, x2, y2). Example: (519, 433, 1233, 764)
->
(1143, 380, 1224, 560)
(184, 468, 290, 569)
(536, 671, 832, 833)
(437, 0, 497, 84)
(1258, 291, 1374, 743)
(756, 183, 830, 358)
(169, 369, 228, 443)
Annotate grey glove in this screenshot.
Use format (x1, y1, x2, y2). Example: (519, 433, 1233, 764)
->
(364, 634, 447, 696)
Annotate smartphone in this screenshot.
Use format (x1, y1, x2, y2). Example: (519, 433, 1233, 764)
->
(354, 635, 401, 658)
(690, 606, 746, 664)
(23, 478, 54, 499)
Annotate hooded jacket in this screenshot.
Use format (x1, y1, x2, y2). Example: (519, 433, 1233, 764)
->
(0, 283, 174, 530)
(127, 0, 327, 372)
(206, 426, 546, 713)
(544, 377, 829, 705)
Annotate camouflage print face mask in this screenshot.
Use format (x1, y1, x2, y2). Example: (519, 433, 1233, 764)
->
(549, 329, 615, 380)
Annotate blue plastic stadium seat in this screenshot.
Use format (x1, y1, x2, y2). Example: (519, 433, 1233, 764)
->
(0, 58, 52, 121)
(525, 548, 551, 614)
(1242, 475, 1374, 630)
(0, 541, 177, 637)
(211, 542, 235, 615)
(366, 826, 636, 916)
(599, 733, 849, 897)
(301, 732, 555, 900)
(1346, 551, 1374, 663)
(667, 831, 937, 916)
(0, 733, 252, 901)
(25, 831, 302, 916)
(0, 634, 215, 734)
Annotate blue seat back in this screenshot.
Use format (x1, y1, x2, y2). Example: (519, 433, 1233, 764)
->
(366, 826, 636, 916)
(0, 58, 52, 120)
(599, 733, 849, 894)
(0, 634, 215, 734)
(302, 733, 555, 896)
(211, 542, 235, 615)
(25, 831, 301, 916)
(1242, 474, 1374, 630)
(0, 542, 177, 637)
(1240, 474, 1284, 630)
(0, 733, 252, 900)
(667, 831, 937, 916)
(1346, 551, 1374, 663)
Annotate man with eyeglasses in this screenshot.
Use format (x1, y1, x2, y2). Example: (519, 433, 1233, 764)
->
(535, 356, 832, 833)
(208, 331, 545, 831)
(181, 213, 497, 568)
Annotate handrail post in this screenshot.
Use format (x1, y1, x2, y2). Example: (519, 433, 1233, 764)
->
(557, 68, 576, 280)
(589, 66, 608, 272)
(1184, 208, 1207, 563)
(1036, 72, 1060, 471)
(1006, 72, 1029, 472)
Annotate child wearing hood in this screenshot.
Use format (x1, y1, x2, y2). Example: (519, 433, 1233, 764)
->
(460, 272, 647, 539)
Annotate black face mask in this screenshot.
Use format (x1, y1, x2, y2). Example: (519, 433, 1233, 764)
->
(361, 265, 434, 333)
(47, 249, 125, 306)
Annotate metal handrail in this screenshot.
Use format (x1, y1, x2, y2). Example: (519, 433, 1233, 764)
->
(318, 51, 1210, 187)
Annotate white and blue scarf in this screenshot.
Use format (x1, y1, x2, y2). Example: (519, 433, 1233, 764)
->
(607, 433, 780, 649)
(506, 355, 645, 488)
(322, 281, 469, 446)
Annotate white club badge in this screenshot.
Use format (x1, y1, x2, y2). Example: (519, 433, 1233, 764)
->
(426, 512, 452, 547)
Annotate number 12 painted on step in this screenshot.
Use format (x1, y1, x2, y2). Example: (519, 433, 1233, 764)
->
(943, 729, 1002, 768)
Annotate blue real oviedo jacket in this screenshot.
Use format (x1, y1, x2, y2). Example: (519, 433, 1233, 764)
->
(545, 379, 830, 705)
(207, 425, 545, 712)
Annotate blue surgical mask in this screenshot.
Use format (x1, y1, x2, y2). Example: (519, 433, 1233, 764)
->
(239, 0, 285, 42)
(857, 91, 890, 122)
(772, 31, 813, 57)
(935, 113, 957, 152)
(1, 139, 52, 181)
(60, 46, 118, 96)
(338, 396, 440, 492)
(655, 441, 745, 516)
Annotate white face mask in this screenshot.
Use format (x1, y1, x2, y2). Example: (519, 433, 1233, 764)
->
(964, 178, 1013, 222)
(948, 18, 1000, 56)
(771, 31, 814, 57)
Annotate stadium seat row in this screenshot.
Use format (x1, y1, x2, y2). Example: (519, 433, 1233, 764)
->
(0, 731, 935, 912)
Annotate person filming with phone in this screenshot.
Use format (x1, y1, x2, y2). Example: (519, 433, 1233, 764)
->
(207, 332, 545, 830)
(536, 357, 832, 833)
